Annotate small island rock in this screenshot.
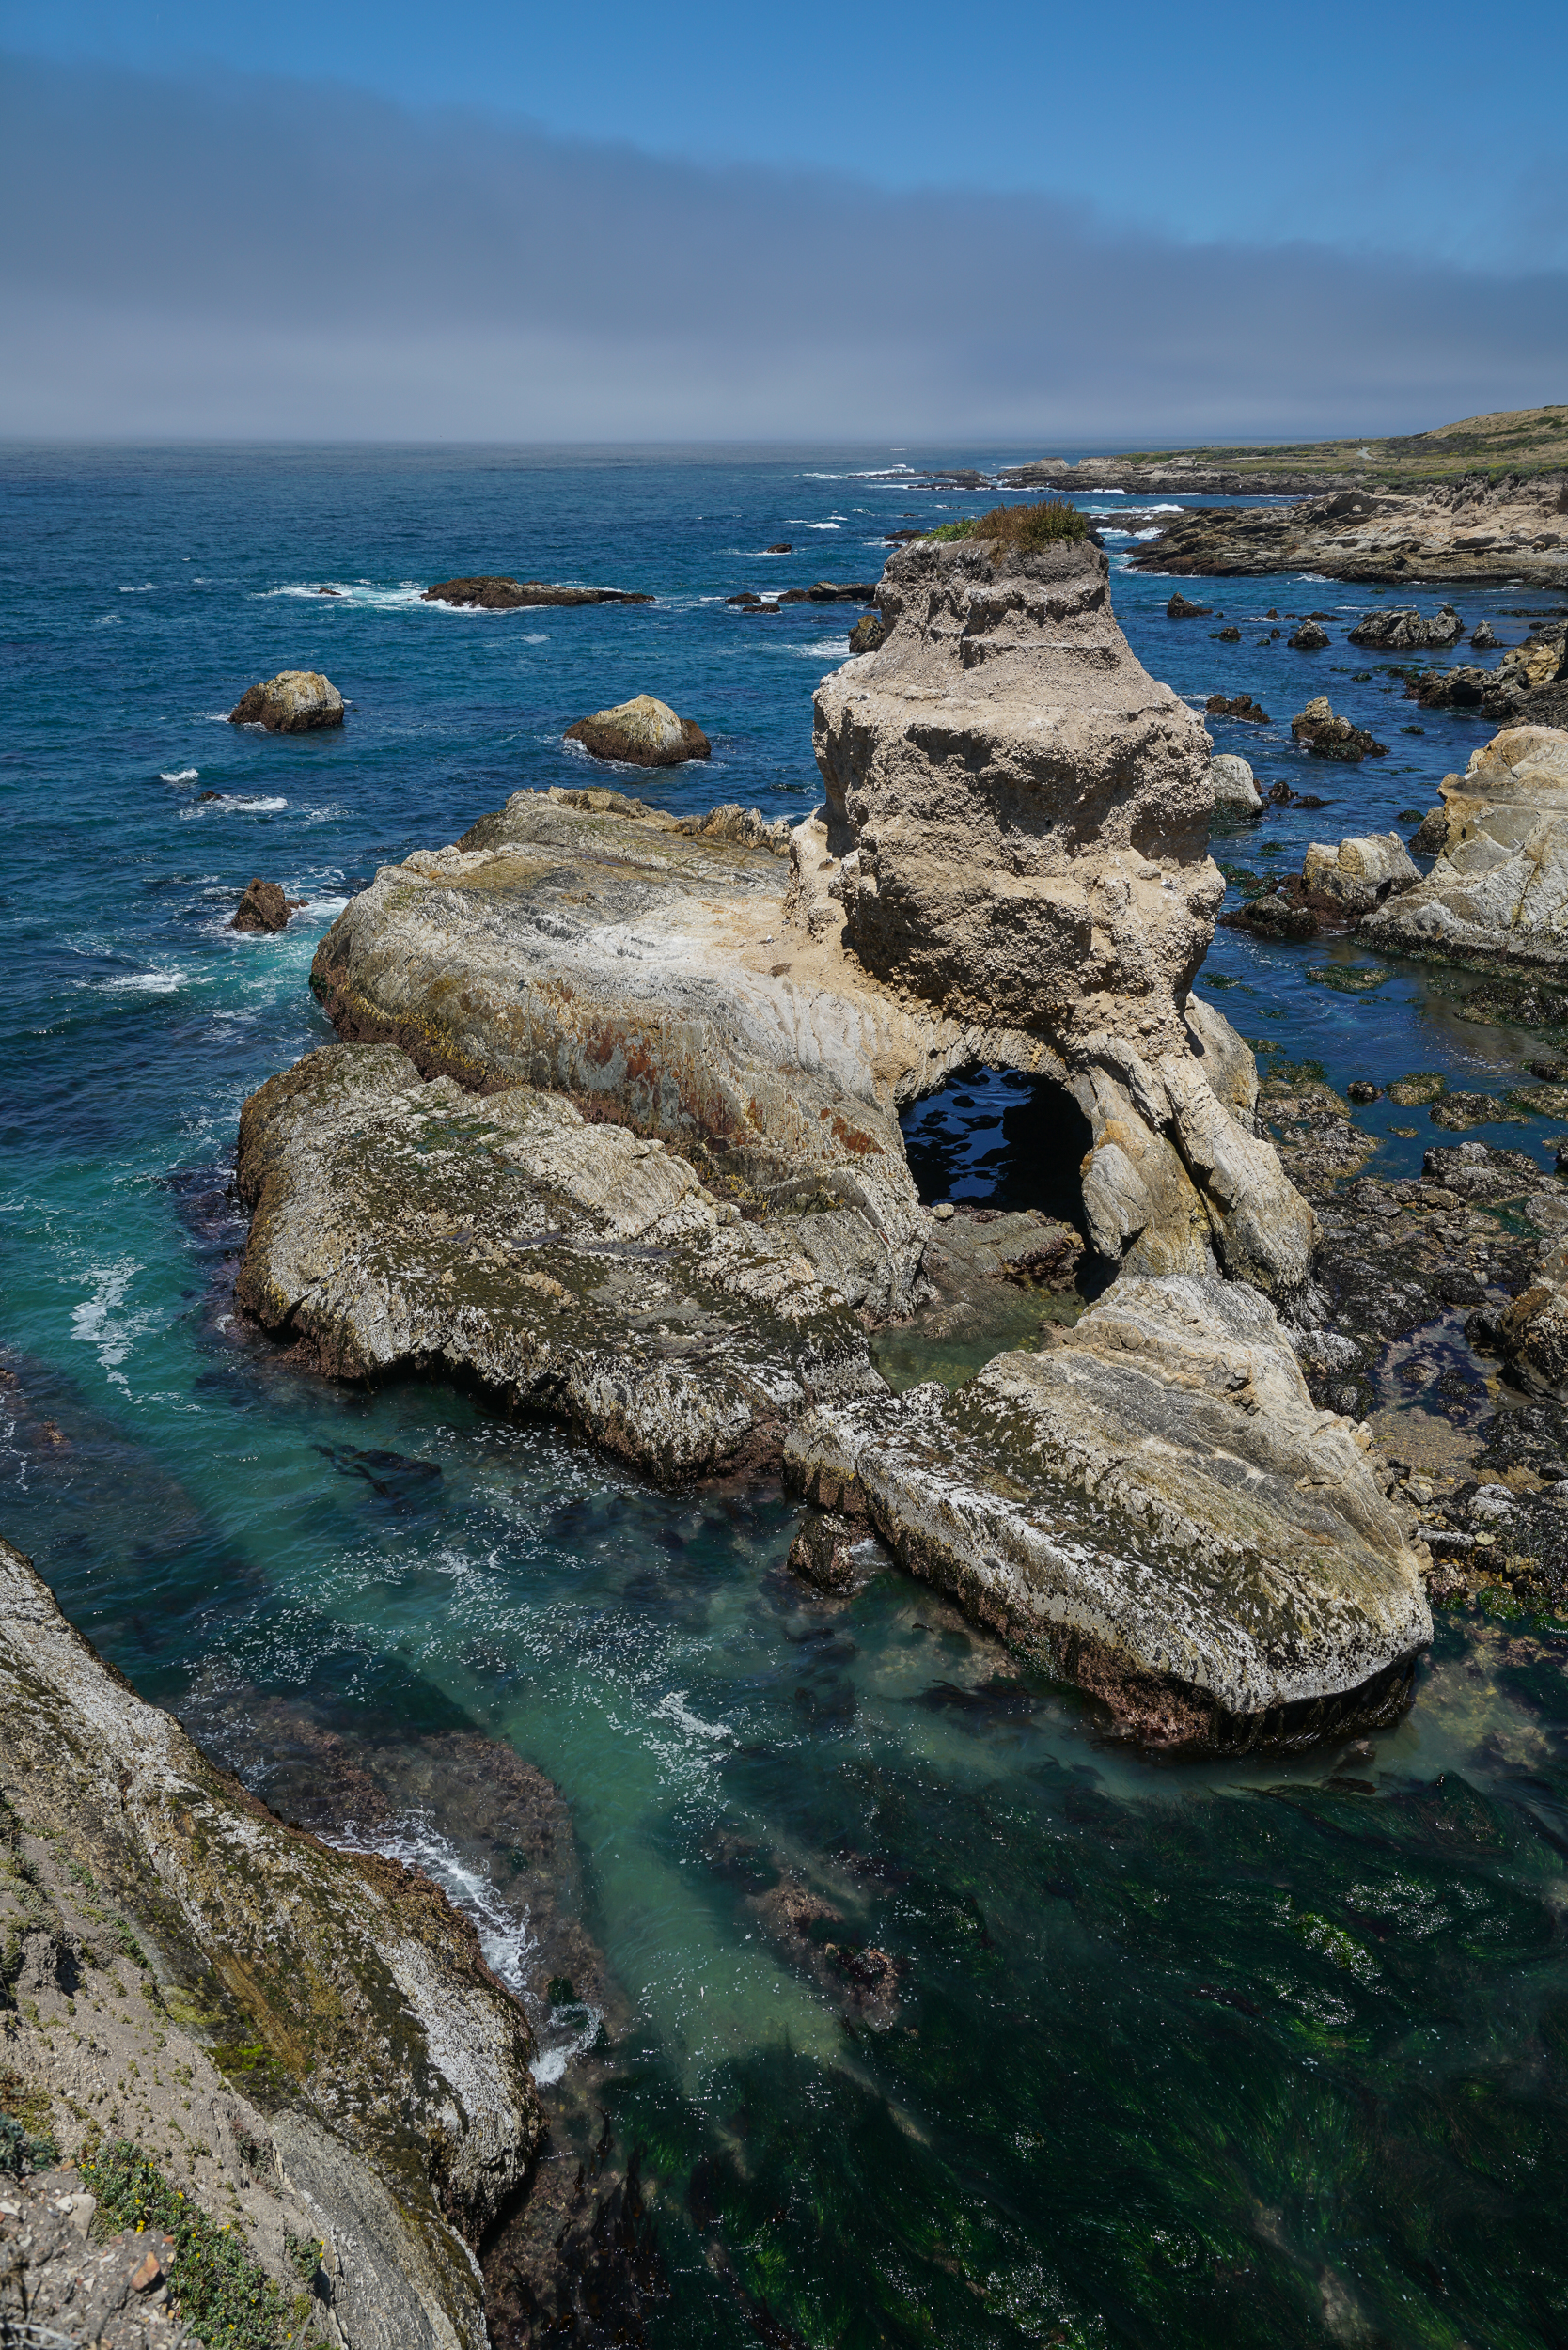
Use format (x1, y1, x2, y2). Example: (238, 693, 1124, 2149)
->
(1167, 590, 1212, 618)
(1288, 619, 1331, 650)
(1346, 603, 1463, 651)
(1209, 753, 1262, 813)
(227, 670, 344, 732)
(231, 877, 304, 933)
(423, 575, 651, 608)
(1291, 696, 1388, 762)
(564, 694, 712, 767)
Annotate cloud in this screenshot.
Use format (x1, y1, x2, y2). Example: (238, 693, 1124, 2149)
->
(3, 53, 1565, 444)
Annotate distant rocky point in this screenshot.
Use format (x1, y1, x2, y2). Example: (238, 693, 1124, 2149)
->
(1127, 477, 1568, 588)
(423, 575, 652, 608)
(564, 693, 711, 766)
(227, 669, 344, 731)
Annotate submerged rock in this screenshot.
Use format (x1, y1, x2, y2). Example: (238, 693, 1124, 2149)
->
(1209, 752, 1262, 813)
(813, 531, 1316, 1298)
(786, 1274, 1432, 1747)
(227, 669, 344, 732)
(1291, 696, 1388, 762)
(1363, 724, 1568, 972)
(231, 875, 303, 932)
(235, 1042, 886, 1482)
(0, 1533, 541, 2349)
(423, 575, 652, 607)
(564, 694, 711, 766)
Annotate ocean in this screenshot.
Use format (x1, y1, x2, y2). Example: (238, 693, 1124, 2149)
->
(4, 441, 1567, 2344)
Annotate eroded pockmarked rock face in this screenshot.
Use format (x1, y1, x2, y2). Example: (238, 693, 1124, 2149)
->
(809, 535, 1317, 1298)
(236, 1042, 889, 1480)
(1362, 725, 1568, 972)
(0, 1535, 541, 2350)
(787, 1275, 1433, 1746)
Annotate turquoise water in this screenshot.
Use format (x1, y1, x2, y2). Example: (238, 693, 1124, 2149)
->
(5, 445, 1568, 2345)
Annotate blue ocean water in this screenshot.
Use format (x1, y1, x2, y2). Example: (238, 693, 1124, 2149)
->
(5, 443, 1568, 2345)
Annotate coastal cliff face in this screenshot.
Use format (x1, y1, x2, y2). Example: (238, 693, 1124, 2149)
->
(0, 1535, 542, 2350)
(1129, 475, 1568, 587)
(812, 535, 1317, 1299)
(1362, 725, 1568, 971)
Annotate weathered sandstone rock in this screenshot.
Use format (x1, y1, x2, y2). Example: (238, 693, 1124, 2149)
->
(1301, 833, 1421, 917)
(1209, 752, 1262, 813)
(1347, 603, 1463, 650)
(235, 1041, 887, 1481)
(785, 1273, 1432, 1747)
(227, 670, 344, 732)
(423, 576, 651, 608)
(813, 533, 1317, 1297)
(231, 875, 302, 932)
(0, 1534, 541, 2349)
(1291, 696, 1388, 762)
(1130, 475, 1568, 587)
(564, 694, 711, 766)
(1362, 725, 1568, 972)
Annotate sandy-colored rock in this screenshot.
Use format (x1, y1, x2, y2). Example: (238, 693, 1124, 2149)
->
(0, 1534, 541, 2349)
(1129, 475, 1568, 588)
(1301, 833, 1421, 917)
(1209, 752, 1262, 813)
(564, 693, 710, 766)
(786, 1273, 1431, 1746)
(235, 1041, 887, 1481)
(1362, 725, 1568, 972)
(812, 534, 1317, 1297)
(227, 669, 344, 732)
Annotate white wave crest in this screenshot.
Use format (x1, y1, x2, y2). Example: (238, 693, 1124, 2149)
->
(101, 968, 194, 994)
(184, 794, 288, 816)
(118, 582, 157, 592)
(159, 768, 199, 783)
(653, 1690, 735, 1742)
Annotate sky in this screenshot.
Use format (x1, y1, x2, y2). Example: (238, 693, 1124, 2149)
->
(3, 0, 1565, 445)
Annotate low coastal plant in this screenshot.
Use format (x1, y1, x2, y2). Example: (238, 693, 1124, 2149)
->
(926, 496, 1089, 551)
(79, 2138, 296, 2348)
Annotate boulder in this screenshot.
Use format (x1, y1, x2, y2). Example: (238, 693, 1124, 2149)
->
(785, 1273, 1431, 1747)
(1500, 622, 1567, 692)
(231, 876, 303, 933)
(1471, 620, 1497, 650)
(0, 1533, 541, 2349)
(564, 694, 711, 766)
(1290, 696, 1388, 761)
(1300, 833, 1421, 917)
(1209, 752, 1262, 813)
(1346, 603, 1463, 650)
(812, 532, 1316, 1299)
(227, 670, 344, 732)
(1288, 619, 1331, 649)
(423, 576, 651, 608)
(765, 540, 792, 554)
(1362, 724, 1568, 973)
(848, 610, 886, 655)
(1167, 590, 1212, 617)
(1206, 693, 1270, 723)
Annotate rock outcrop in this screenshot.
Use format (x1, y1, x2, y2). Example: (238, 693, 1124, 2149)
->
(1291, 696, 1388, 762)
(1408, 621, 1567, 718)
(1209, 753, 1262, 813)
(1362, 724, 1568, 972)
(1167, 590, 1211, 618)
(227, 671, 344, 732)
(231, 876, 302, 933)
(1287, 619, 1330, 650)
(813, 532, 1317, 1298)
(1129, 475, 1568, 586)
(0, 1535, 542, 2350)
(564, 695, 711, 766)
(1300, 833, 1421, 918)
(423, 577, 651, 608)
(1347, 603, 1463, 650)
(786, 1273, 1431, 1747)
(236, 1041, 887, 1481)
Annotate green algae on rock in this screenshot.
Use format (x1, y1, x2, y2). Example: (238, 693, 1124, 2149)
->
(0, 1534, 542, 2350)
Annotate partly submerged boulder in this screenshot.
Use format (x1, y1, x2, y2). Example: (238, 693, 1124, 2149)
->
(1362, 724, 1568, 972)
(231, 876, 303, 932)
(564, 694, 711, 766)
(1287, 619, 1331, 650)
(1290, 696, 1388, 762)
(785, 1274, 1432, 1747)
(1301, 833, 1421, 918)
(1209, 752, 1262, 813)
(1347, 603, 1463, 650)
(228, 670, 344, 732)
(0, 1533, 541, 2349)
(423, 576, 651, 608)
(812, 532, 1316, 1298)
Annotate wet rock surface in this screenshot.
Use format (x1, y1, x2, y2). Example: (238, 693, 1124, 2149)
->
(227, 669, 344, 733)
(423, 577, 652, 608)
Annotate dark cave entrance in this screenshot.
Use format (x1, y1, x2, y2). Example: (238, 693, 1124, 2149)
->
(900, 1064, 1096, 1237)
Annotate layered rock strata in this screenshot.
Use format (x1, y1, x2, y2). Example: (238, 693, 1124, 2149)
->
(1130, 476, 1568, 586)
(0, 1535, 542, 2350)
(227, 669, 344, 731)
(786, 1274, 1432, 1747)
(1362, 726, 1568, 972)
(812, 532, 1317, 1297)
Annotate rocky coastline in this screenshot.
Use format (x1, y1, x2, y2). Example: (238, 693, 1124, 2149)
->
(1126, 475, 1568, 587)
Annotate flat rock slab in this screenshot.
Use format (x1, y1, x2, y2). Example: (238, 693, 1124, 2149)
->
(236, 1042, 888, 1480)
(788, 1274, 1432, 1747)
(422, 576, 652, 607)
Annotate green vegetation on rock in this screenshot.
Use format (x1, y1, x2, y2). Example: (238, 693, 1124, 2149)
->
(80, 2138, 300, 2349)
(927, 497, 1089, 549)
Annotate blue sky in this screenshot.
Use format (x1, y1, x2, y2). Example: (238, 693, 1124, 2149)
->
(3, 0, 1565, 441)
